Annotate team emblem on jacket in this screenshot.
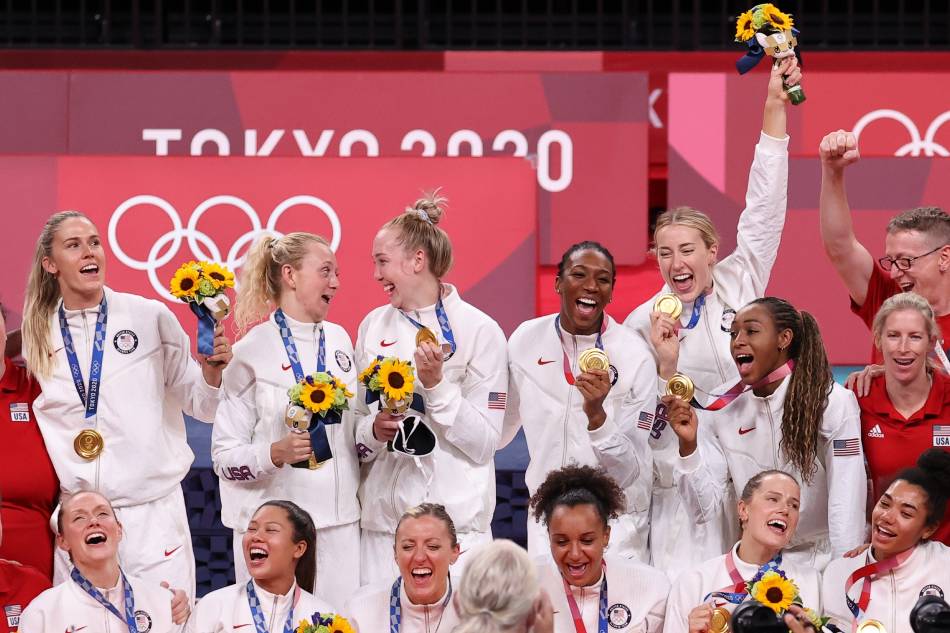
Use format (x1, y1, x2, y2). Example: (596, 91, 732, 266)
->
(607, 603, 632, 629)
(335, 350, 352, 373)
(920, 584, 945, 598)
(608, 364, 619, 386)
(4, 603, 21, 628)
(721, 308, 737, 332)
(113, 329, 139, 354)
(134, 609, 153, 632)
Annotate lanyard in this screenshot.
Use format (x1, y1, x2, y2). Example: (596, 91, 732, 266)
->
(59, 296, 108, 420)
(681, 292, 706, 330)
(844, 547, 915, 627)
(246, 580, 300, 633)
(389, 576, 453, 633)
(561, 561, 608, 633)
(70, 567, 136, 633)
(702, 549, 783, 605)
(400, 297, 457, 357)
(554, 315, 607, 386)
(689, 360, 795, 411)
(935, 340, 950, 375)
(274, 308, 325, 381)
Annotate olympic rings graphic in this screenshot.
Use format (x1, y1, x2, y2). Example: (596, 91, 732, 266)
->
(852, 109, 950, 157)
(107, 194, 342, 302)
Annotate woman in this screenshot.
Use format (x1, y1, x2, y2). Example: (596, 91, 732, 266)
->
(529, 465, 669, 632)
(212, 232, 360, 605)
(822, 449, 950, 631)
(344, 503, 462, 633)
(0, 302, 59, 579)
(858, 292, 950, 545)
(354, 192, 508, 583)
(665, 297, 866, 570)
(625, 56, 802, 579)
(453, 539, 554, 633)
(19, 491, 185, 632)
(502, 241, 657, 562)
(21, 211, 231, 596)
(191, 500, 335, 632)
(665, 470, 821, 633)
(0, 506, 53, 633)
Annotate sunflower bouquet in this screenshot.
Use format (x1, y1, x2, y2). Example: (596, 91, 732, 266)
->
(169, 260, 235, 355)
(733, 3, 805, 104)
(359, 356, 418, 414)
(295, 612, 355, 633)
(285, 372, 353, 469)
(746, 569, 829, 628)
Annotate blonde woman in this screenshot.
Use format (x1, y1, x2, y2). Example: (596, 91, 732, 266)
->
(212, 232, 359, 607)
(354, 192, 508, 584)
(21, 211, 231, 599)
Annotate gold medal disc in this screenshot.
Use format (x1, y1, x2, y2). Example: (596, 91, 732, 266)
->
(653, 293, 683, 320)
(666, 373, 695, 401)
(578, 348, 610, 373)
(74, 429, 104, 459)
(856, 620, 887, 633)
(415, 327, 439, 347)
(709, 607, 731, 633)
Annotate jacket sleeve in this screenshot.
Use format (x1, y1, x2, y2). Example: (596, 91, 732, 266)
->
(420, 320, 507, 465)
(16, 602, 46, 633)
(663, 573, 700, 633)
(674, 419, 730, 525)
(820, 564, 854, 630)
(499, 358, 523, 450)
(823, 390, 868, 557)
(157, 303, 222, 423)
(644, 569, 671, 633)
(353, 317, 387, 464)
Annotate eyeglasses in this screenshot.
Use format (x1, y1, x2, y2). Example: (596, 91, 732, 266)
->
(878, 245, 946, 272)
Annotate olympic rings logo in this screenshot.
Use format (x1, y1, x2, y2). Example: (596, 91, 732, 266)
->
(107, 194, 342, 302)
(853, 109, 950, 157)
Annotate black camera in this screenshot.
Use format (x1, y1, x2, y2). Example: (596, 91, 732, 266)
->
(911, 594, 950, 633)
(730, 601, 845, 633)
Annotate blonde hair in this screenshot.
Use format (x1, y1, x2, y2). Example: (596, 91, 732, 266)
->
(872, 292, 940, 348)
(383, 190, 453, 278)
(394, 502, 458, 549)
(454, 540, 539, 633)
(234, 232, 331, 334)
(23, 211, 90, 378)
(653, 206, 720, 250)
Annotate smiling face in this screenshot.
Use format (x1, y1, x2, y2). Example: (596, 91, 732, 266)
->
(738, 473, 801, 553)
(654, 224, 718, 303)
(555, 249, 614, 336)
(372, 227, 428, 310)
(883, 230, 948, 302)
(871, 479, 937, 560)
(41, 216, 106, 308)
(394, 515, 460, 605)
(548, 503, 609, 588)
(730, 304, 792, 385)
(242, 505, 307, 587)
(57, 491, 122, 566)
(878, 308, 933, 385)
(281, 241, 339, 323)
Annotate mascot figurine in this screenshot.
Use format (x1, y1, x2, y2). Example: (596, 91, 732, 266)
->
(735, 3, 805, 105)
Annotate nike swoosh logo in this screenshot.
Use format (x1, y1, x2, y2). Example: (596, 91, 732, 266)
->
(234, 625, 253, 629)
(281, 363, 292, 371)
(537, 358, 556, 366)
(164, 545, 182, 557)
(67, 627, 87, 633)
(738, 426, 756, 435)
(381, 339, 397, 347)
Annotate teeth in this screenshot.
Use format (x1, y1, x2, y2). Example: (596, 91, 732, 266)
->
(894, 359, 913, 365)
(249, 547, 268, 560)
(411, 568, 432, 576)
(736, 355, 753, 363)
(85, 532, 106, 544)
(876, 526, 895, 537)
(767, 520, 787, 531)
(577, 298, 596, 306)
(672, 274, 691, 282)
(80, 265, 98, 273)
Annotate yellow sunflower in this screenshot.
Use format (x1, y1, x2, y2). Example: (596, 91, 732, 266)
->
(202, 261, 235, 290)
(296, 621, 311, 633)
(377, 358, 415, 401)
(326, 615, 356, 633)
(751, 571, 798, 613)
(170, 265, 200, 299)
(734, 9, 756, 41)
(358, 361, 380, 385)
(762, 4, 794, 31)
(300, 381, 335, 414)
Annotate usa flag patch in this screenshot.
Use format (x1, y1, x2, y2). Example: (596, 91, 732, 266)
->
(9, 403, 29, 422)
(637, 411, 654, 430)
(833, 438, 860, 456)
(5, 603, 21, 628)
(488, 392, 507, 410)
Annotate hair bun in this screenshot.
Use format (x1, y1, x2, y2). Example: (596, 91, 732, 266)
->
(409, 189, 448, 225)
(918, 449, 950, 484)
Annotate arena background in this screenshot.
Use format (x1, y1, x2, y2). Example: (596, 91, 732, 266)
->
(3, 3, 949, 594)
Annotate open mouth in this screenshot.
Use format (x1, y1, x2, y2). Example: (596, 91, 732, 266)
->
(410, 567, 433, 584)
(84, 531, 107, 545)
(734, 353, 754, 371)
(671, 273, 694, 293)
(575, 297, 598, 317)
(382, 282, 395, 296)
(321, 294, 333, 305)
(893, 358, 914, 367)
(248, 547, 268, 562)
(564, 562, 588, 579)
(898, 282, 914, 292)
(80, 264, 100, 277)
(766, 519, 788, 534)
(873, 524, 896, 540)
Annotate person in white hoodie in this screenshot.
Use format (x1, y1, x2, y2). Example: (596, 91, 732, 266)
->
(20, 211, 231, 598)
(212, 232, 360, 606)
(665, 470, 821, 633)
(529, 465, 670, 633)
(625, 56, 802, 580)
(191, 500, 338, 633)
(664, 296, 867, 571)
(503, 241, 656, 562)
(822, 449, 950, 632)
(344, 503, 462, 633)
(354, 191, 507, 583)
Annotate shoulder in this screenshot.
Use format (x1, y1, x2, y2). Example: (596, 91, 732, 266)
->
(233, 319, 277, 353)
(508, 315, 552, 346)
(298, 589, 338, 617)
(21, 581, 69, 612)
(451, 295, 505, 337)
(826, 382, 860, 413)
(625, 296, 661, 328)
(823, 553, 863, 584)
(195, 584, 236, 612)
(343, 581, 391, 618)
(606, 554, 670, 592)
(323, 320, 354, 349)
(108, 288, 168, 317)
(0, 560, 52, 601)
(357, 305, 393, 334)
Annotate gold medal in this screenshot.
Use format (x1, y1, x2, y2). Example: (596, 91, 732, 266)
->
(653, 293, 683, 320)
(856, 620, 887, 633)
(709, 607, 731, 633)
(74, 429, 104, 459)
(415, 327, 439, 348)
(578, 348, 610, 373)
(666, 373, 695, 401)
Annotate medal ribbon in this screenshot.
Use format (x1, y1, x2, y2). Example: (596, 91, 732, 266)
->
(389, 575, 452, 633)
(59, 295, 108, 421)
(189, 301, 218, 356)
(399, 297, 457, 356)
(246, 580, 301, 633)
(680, 292, 706, 330)
(935, 340, 950, 375)
(702, 549, 783, 605)
(561, 561, 608, 633)
(554, 315, 607, 386)
(689, 360, 795, 411)
(70, 567, 136, 633)
(844, 547, 916, 628)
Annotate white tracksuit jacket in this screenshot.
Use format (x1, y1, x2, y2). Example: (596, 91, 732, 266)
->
(191, 580, 336, 633)
(538, 553, 670, 633)
(676, 378, 866, 569)
(19, 573, 177, 633)
(344, 578, 460, 633)
(623, 131, 790, 578)
(664, 543, 822, 633)
(353, 285, 507, 537)
(502, 314, 656, 561)
(28, 286, 221, 505)
(212, 312, 360, 534)
(822, 540, 950, 632)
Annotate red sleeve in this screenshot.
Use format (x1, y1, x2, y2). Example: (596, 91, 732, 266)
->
(850, 264, 901, 329)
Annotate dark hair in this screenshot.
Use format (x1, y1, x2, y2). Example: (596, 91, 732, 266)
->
(556, 241, 616, 284)
(746, 297, 833, 484)
(893, 449, 950, 531)
(394, 502, 459, 548)
(255, 500, 317, 592)
(528, 465, 625, 528)
(740, 469, 799, 503)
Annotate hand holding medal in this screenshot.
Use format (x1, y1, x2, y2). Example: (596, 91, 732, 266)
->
(575, 348, 611, 431)
(661, 389, 699, 456)
(650, 294, 683, 379)
(414, 326, 444, 389)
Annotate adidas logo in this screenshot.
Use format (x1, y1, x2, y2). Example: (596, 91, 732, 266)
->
(867, 424, 885, 439)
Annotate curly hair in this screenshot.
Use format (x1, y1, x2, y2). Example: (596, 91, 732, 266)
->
(886, 206, 950, 244)
(528, 465, 625, 528)
(747, 297, 833, 484)
(894, 449, 950, 530)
